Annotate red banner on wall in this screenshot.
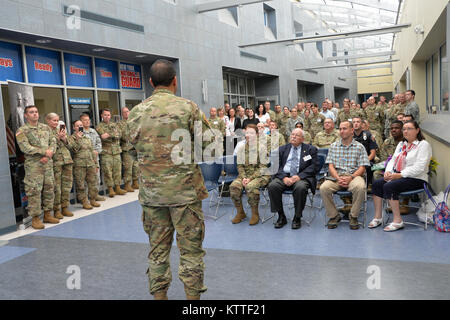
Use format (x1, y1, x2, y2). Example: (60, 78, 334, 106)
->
(120, 63, 142, 90)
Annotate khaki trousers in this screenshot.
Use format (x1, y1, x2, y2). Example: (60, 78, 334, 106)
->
(320, 176, 366, 219)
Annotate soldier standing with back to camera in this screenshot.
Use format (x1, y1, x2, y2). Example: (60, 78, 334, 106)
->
(15, 106, 59, 229)
(128, 59, 212, 300)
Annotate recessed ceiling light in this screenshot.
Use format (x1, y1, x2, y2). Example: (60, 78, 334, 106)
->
(136, 54, 146, 58)
(92, 48, 106, 52)
(36, 39, 52, 44)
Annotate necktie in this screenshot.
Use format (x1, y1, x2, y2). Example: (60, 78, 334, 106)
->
(290, 147, 299, 177)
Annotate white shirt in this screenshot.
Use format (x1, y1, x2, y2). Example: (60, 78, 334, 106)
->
(226, 117, 236, 136)
(233, 140, 246, 156)
(256, 113, 270, 125)
(385, 140, 432, 182)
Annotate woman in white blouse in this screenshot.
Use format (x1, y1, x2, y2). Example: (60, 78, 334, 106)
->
(255, 104, 270, 125)
(369, 121, 432, 232)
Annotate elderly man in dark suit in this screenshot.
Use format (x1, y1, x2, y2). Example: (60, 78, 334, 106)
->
(267, 128, 318, 229)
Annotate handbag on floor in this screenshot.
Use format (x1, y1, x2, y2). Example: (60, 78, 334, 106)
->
(424, 183, 450, 232)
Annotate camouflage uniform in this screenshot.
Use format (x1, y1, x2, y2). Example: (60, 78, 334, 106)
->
(303, 131, 312, 145)
(337, 110, 353, 127)
(69, 133, 99, 202)
(364, 104, 385, 138)
(273, 111, 283, 130)
(128, 88, 211, 297)
(306, 113, 326, 139)
(285, 116, 304, 139)
(117, 119, 138, 184)
(279, 114, 290, 142)
(16, 123, 56, 217)
(96, 121, 122, 188)
(51, 128, 73, 212)
(230, 141, 271, 207)
(373, 136, 400, 180)
(313, 130, 340, 149)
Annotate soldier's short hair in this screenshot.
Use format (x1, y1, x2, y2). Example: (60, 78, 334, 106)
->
(101, 108, 111, 115)
(80, 113, 90, 120)
(45, 112, 59, 121)
(24, 105, 38, 114)
(150, 59, 176, 87)
(391, 120, 403, 127)
(406, 89, 416, 96)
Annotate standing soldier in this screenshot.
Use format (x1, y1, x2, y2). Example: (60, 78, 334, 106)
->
(273, 104, 283, 130)
(364, 96, 384, 138)
(80, 113, 105, 202)
(280, 106, 291, 142)
(70, 120, 101, 210)
(46, 113, 74, 219)
(307, 104, 326, 139)
(128, 59, 212, 300)
(265, 101, 276, 120)
(118, 107, 138, 192)
(285, 108, 304, 139)
(16, 106, 59, 229)
(96, 109, 126, 197)
(337, 102, 353, 127)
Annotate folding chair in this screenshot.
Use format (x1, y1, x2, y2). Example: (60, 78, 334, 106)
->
(330, 174, 368, 228)
(275, 153, 328, 226)
(382, 184, 428, 230)
(199, 161, 224, 220)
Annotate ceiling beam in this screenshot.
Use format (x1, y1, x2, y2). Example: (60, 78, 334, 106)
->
(351, 63, 392, 71)
(196, 0, 270, 13)
(332, 0, 399, 13)
(239, 24, 410, 48)
(326, 50, 396, 62)
(295, 59, 400, 71)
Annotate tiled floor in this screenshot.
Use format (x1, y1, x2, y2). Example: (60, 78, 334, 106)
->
(0, 191, 449, 300)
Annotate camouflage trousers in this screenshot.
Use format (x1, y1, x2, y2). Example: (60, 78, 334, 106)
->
(141, 201, 207, 296)
(230, 177, 270, 207)
(121, 151, 138, 183)
(73, 166, 98, 202)
(100, 154, 122, 187)
(24, 161, 54, 217)
(53, 164, 73, 210)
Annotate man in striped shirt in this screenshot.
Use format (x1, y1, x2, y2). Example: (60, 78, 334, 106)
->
(320, 121, 370, 230)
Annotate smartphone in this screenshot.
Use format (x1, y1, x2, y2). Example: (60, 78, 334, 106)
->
(79, 127, 84, 133)
(60, 124, 66, 131)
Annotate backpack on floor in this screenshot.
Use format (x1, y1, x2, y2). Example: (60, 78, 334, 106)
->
(424, 183, 450, 233)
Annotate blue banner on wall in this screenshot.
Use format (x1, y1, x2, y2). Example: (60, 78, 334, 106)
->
(64, 53, 93, 87)
(26, 46, 62, 85)
(120, 62, 142, 90)
(69, 98, 91, 105)
(95, 58, 119, 89)
(0, 41, 24, 82)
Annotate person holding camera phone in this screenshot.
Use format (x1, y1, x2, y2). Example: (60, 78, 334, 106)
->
(45, 113, 74, 219)
(69, 120, 101, 210)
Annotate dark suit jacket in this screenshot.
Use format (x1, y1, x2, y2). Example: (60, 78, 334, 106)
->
(242, 117, 259, 129)
(273, 143, 319, 193)
(235, 117, 246, 131)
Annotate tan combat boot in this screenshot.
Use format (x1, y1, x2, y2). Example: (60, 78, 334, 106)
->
(43, 211, 60, 224)
(90, 199, 100, 208)
(115, 185, 127, 195)
(153, 290, 168, 300)
(132, 179, 139, 189)
(54, 209, 64, 220)
(249, 206, 260, 226)
(231, 203, 246, 224)
(82, 199, 93, 210)
(95, 195, 106, 201)
(62, 207, 74, 217)
(32, 217, 45, 230)
(124, 182, 134, 193)
(108, 187, 116, 198)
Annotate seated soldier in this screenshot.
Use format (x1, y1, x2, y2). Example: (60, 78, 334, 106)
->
(230, 124, 271, 226)
(313, 118, 339, 149)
